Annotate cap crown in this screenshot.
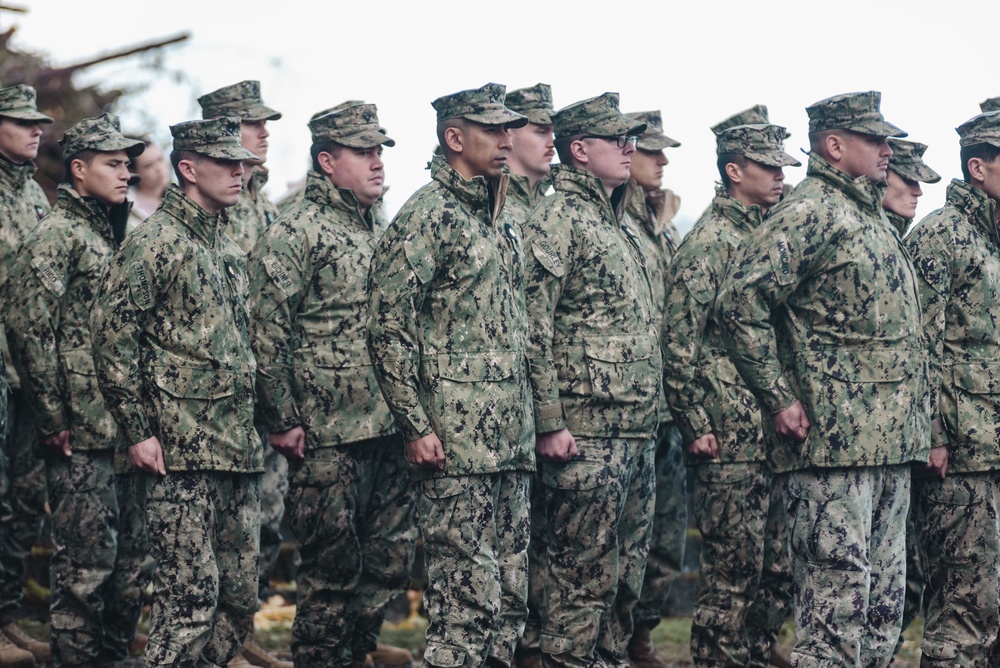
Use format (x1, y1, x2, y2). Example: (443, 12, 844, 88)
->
(60, 112, 144, 158)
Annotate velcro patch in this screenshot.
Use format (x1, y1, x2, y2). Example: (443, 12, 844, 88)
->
(772, 234, 794, 286)
(128, 263, 153, 310)
(30, 256, 66, 297)
(263, 254, 295, 294)
(532, 241, 564, 277)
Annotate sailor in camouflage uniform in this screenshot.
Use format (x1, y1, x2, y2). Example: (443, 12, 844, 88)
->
(878, 139, 941, 664)
(0, 83, 53, 665)
(620, 109, 688, 668)
(249, 103, 415, 668)
(5, 113, 148, 668)
(366, 84, 535, 668)
(521, 93, 660, 668)
(903, 111, 1000, 666)
(90, 117, 264, 668)
(717, 92, 929, 667)
(663, 122, 799, 668)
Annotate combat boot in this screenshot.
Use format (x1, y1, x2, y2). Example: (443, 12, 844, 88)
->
(626, 625, 669, 668)
(366, 642, 413, 667)
(228, 652, 264, 668)
(0, 632, 32, 668)
(240, 636, 292, 668)
(1, 622, 50, 663)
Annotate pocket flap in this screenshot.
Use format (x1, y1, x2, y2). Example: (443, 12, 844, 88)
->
(821, 349, 909, 383)
(311, 340, 372, 368)
(584, 335, 653, 363)
(153, 366, 235, 400)
(953, 361, 1000, 395)
(403, 239, 435, 285)
(61, 348, 97, 375)
(438, 351, 515, 382)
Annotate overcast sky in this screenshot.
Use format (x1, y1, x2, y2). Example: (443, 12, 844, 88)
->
(14, 0, 1000, 234)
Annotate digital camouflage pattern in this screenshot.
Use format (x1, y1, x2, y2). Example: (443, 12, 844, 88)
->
(431, 82, 527, 127)
(46, 451, 148, 666)
(285, 436, 416, 666)
(957, 110, 1000, 148)
(308, 102, 395, 147)
(552, 92, 645, 139)
(0, 83, 53, 123)
(58, 112, 144, 159)
(904, 178, 1000, 663)
(717, 152, 929, 473)
(538, 436, 655, 667)
(140, 472, 260, 667)
(715, 124, 800, 168)
(366, 155, 535, 478)
(198, 79, 282, 122)
(980, 97, 1000, 113)
(366, 151, 533, 667)
(661, 192, 767, 458)
(710, 105, 769, 135)
(916, 472, 1000, 666)
(504, 171, 551, 225)
(505, 83, 554, 126)
(887, 138, 941, 185)
(626, 110, 680, 150)
(90, 183, 263, 472)
(227, 168, 280, 254)
(250, 170, 398, 448)
(690, 462, 791, 667)
(170, 116, 258, 162)
(522, 164, 661, 438)
(6, 184, 122, 447)
(805, 90, 906, 137)
(784, 466, 910, 667)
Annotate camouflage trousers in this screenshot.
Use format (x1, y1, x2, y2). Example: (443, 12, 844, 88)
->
(47, 452, 149, 667)
(917, 471, 1000, 667)
(539, 436, 655, 668)
(517, 470, 547, 654)
(0, 389, 46, 614)
(689, 461, 791, 668)
(285, 435, 416, 667)
(784, 465, 909, 668)
(892, 471, 926, 661)
(634, 423, 688, 631)
(418, 471, 530, 668)
(258, 436, 288, 597)
(139, 471, 260, 668)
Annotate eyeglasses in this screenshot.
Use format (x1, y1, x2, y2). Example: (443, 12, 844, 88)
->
(581, 134, 639, 149)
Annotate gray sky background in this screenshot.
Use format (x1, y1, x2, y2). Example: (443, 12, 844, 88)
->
(15, 0, 1000, 234)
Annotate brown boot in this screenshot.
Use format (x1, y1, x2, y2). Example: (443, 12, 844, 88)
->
(513, 646, 543, 668)
(367, 642, 413, 667)
(241, 636, 292, 668)
(0, 632, 32, 668)
(627, 625, 669, 668)
(769, 644, 793, 668)
(1, 622, 49, 663)
(228, 652, 264, 668)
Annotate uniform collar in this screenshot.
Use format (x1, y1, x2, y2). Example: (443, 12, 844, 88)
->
(712, 192, 765, 234)
(304, 169, 375, 231)
(551, 163, 635, 224)
(946, 178, 999, 245)
(430, 155, 508, 223)
(806, 151, 887, 213)
(159, 183, 225, 245)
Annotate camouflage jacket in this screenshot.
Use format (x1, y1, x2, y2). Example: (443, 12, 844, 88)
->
(886, 209, 910, 238)
(718, 152, 929, 472)
(522, 164, 661, 439)
(226, 168, 279, 254)
(626, 186, 681, 423)
(504, 172, 552, 224)
(662, 193, 766, 463)
(7, 185, 122, 449)
(0, 157, 49, 390)
(905, 179, 1000, 472)
(90, 184, 263, 473)
(366, 155, 535, 480)
(249, 170, 396, 449)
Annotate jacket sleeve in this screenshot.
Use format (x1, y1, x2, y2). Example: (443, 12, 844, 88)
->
(6, 227, 71, 435)
(366, 209, 436, 443)
(248, 227, 308, 433)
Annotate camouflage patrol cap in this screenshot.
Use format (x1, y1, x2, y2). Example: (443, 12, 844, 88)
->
(432, 83, 528, 128)
(505, 83, 554, 125)
(806, 91, 906, 137)
(198, 80, 282, 122)
(170, 117, 258, 161)
(887, 138, 940, 183)
(553, 93, 646, 140)
(956, 111, 1000, 148)
(60, 112, 145, 159)
(716, 124, 800, 167)
(0, 84, 53, 123)
(309, 100, 365, 124)
(626, 110, 680, 150)
(309, 103, 395, 148)
(981, 97, 1000, 113)
(711, 105, 769, 135)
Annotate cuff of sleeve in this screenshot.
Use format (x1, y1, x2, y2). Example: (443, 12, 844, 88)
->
(398, 408, 433, 443)
(35, 408, 68, 437)
(535, 401, 566, 434)
(930, 417, 948, 448)
(119, 409, 154, 449)
(261, 400, 301, 433)
(761, 375, 798, 416)
(676, 406, 712, 445)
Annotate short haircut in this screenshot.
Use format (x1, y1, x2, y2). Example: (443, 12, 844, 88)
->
(63, 149, 99, 185)
(554, 133, 584, 166)
(436, 118, 465, 158)
(717, 152, 748, 190)
(310, 141, 344, 173)
(170, 149, 202, 186)
(961, 142, 1000, 182)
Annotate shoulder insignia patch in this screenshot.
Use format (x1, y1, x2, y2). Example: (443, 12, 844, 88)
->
(263, 254, 295, 294)
(30, 256, 66, 297)
(128, 263, 154, 310)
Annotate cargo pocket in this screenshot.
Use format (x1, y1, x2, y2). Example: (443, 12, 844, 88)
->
(62, 348, 117, 442)
(435, 351, 521, 445)
(151, 364, 235, 446)
(422, 642, 467, 668)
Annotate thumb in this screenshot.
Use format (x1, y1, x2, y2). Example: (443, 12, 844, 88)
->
(155, 445, 166, 476)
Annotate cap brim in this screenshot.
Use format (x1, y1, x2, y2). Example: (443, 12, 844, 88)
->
(99, 136, 146, 159)
(637, 132, 681, 151)
(748, 150, 801, 168)
(197, 146, 260, 161)
(243, 103, 282, 122)
(519, 111, 553, 126)
(464, 106, 529, 129)
(853, 119, 907, 138)
(0, 109, 54, 124)
(892, 164, 941, 184)
(338, 130, 397, 149)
